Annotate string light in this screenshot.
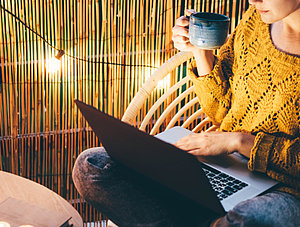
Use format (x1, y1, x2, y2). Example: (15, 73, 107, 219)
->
(0, 4, 158, 69)
(55, 50, 65, 60)
(45, 50, 65, 73)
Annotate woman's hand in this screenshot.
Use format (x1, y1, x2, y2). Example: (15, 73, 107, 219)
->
(174, 131, 255, 158)
(172, 9, 215, 76)
(172, 9, 197, 52)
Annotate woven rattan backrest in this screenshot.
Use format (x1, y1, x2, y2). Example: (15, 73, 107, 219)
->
(122, 51, 217, 135)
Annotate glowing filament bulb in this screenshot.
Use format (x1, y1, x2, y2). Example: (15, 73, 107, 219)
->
(45, 50, 65, 73)
(45, 57, 61, 73)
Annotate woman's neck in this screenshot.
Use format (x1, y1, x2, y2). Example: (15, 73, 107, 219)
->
(270, 11, 300, 56)
(282, 9, 300, 35)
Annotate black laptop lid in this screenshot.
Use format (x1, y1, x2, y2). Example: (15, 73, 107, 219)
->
(75, 99, 225, 215)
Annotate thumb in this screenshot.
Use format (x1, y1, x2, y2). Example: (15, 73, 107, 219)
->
(185, 9, 196, 17)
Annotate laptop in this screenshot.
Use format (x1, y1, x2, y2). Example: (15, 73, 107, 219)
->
(74, 99, 279, 216)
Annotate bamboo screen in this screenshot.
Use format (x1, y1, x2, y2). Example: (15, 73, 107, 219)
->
(0, 0, 249, 225)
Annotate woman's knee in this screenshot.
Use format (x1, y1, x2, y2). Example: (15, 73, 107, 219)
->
(216, 192, 300, 227)
(72, 147, 111, 198)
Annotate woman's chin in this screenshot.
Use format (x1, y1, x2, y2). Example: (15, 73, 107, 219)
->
(259, 14, 275, 24)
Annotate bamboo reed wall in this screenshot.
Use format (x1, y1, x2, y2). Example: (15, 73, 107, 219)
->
(0, 0, 249, 225)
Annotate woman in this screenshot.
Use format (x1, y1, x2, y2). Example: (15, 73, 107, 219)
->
(73, 0, 300, 226)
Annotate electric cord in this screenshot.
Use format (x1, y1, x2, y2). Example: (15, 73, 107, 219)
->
(0, 3, 165, 69)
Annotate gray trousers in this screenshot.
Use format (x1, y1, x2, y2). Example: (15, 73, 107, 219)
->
(72, 147, 300, 227)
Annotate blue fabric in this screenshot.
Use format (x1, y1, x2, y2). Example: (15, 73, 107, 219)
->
(72, 148, 300, 227)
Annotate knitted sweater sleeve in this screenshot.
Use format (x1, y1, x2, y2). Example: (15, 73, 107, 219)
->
(188, 7, 255, 125)
(188, 36, 234, 125)
(249, 132, 300, 193)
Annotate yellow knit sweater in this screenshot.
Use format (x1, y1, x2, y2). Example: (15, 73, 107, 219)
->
(189, 6, 300, 198)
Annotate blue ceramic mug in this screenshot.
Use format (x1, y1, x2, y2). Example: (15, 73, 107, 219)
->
(189, 12, 230, 49)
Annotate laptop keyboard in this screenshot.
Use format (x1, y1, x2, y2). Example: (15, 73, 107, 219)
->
(201, 163, 248, 201)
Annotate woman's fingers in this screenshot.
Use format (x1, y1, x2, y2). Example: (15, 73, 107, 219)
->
(188, 149, 209, 156)
(175, 16, 190, 27)
(172, 9, 198, 52)
(185, 9, 196, 17)
(172, 38, 194, 52)
(174, 134, 206, 150)
(172, 25, 189, 37)
(172, 24, 191, 51)
(172, 35, 189, 45)
(174, 132, 231, 157)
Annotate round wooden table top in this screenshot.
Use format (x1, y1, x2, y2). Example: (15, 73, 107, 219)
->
(0, 171, 83, 227)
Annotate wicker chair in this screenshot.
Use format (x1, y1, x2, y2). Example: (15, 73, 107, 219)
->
(106, 51, 217, 227)
(122, 51, 217, 133)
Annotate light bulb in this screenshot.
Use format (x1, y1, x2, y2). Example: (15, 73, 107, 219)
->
(55, 50, 65, 59)
(45, 50, 65, 73)
(45, 57, 61, 73)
